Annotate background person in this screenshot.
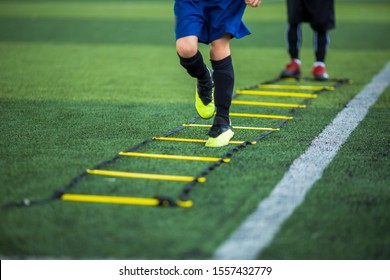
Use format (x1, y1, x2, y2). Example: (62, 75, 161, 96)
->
(280, 0, 335, 81)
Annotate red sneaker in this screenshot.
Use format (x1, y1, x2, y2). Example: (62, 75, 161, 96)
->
(280, 60, 301, 79)
(311, 65, 329, 81)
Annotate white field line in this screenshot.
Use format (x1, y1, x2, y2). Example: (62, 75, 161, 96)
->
(213, 61, 390, 260)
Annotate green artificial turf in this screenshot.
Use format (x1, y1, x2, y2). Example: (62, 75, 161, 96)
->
(260, 87, 390, 260)
(0, 0, 389, 259)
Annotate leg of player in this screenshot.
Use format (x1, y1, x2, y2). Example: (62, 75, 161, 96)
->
(205, 34, 235, 148)
(280, 23, 302, 79)
(312, 30, 330, 80)
(176, 36, 215, 119)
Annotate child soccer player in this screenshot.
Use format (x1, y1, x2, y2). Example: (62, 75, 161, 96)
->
(175, 0, 261, 147)
(280, 0, 335, 81)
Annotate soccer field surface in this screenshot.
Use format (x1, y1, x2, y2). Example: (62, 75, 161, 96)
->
(1, 0, 390, 259)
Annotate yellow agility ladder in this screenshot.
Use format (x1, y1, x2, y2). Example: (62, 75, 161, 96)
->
(2, 77, 351, 210)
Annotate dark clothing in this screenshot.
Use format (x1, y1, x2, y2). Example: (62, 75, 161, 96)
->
(179, 51, 210, 81)
(286, 23, 301, 59)
(287, 0, 335, 32)
(178, 53, 234, 126)
(211, 56, 234, 125)
(287, 24, 329, 62)
(313, 30, 329, 62)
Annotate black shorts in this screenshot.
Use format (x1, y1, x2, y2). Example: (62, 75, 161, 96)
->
(287, 0, 335, 31)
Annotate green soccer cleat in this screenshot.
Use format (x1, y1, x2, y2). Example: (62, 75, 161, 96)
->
(205, 123, 234, 147)
(195, 67, 215, 119)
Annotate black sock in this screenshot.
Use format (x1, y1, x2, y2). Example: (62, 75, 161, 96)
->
(287, 23, 301, 59)
(211, 55, 234, 126)
(314, 30, 329, 62)
(178, 51, 210, 81)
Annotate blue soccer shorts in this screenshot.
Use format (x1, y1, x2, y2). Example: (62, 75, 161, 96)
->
(174, 0, 250, 44)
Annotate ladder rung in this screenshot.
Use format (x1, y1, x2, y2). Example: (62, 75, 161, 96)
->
(87, 169, 205, 182)
(153, 137, 256, 145)
(182, 123, 280, 131)
(231, 100, 306, 108)
(61, 194, 193, 208)
(119, 151, 230, 163)
(279, 77, 298, 82)
(258, 84, 334, 91)
(236, 89, 317, 98)
(230, 112, 293, 120)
